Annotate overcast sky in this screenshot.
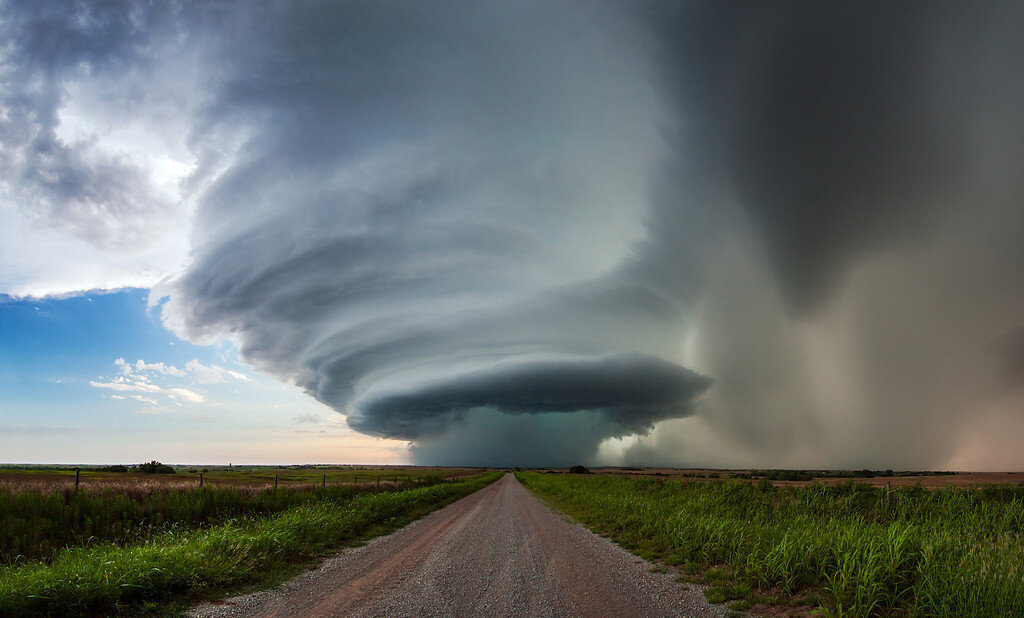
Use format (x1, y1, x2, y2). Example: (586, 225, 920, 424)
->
(3, 1, 1024, 468)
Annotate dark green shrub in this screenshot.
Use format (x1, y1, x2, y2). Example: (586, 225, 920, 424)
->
(132, 461, 176, 474)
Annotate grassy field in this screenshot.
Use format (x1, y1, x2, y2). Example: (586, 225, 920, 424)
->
(0, 470, 502, 615)
(2, 480, 431, 566)
(0, 463, 481, 493)
(519, 471, 1024, 617)
(532, 466, 1023, 489)
(0, 463, 485, 566)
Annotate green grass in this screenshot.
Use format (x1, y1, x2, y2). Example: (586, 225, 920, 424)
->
(0, 464, 484, 566)
(1, 483, 372, 565)
(518, 472, 1024, 617)
(0, 475, 471, 566)
(0, 471, 502, 615)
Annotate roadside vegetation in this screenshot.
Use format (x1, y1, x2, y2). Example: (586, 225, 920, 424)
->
(518, 471, 1024, 617)
(0, 462, 481, 567)
(0, 471, 502, 615)
(1, 481, 430, 565)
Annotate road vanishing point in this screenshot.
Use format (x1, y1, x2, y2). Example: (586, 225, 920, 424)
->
(190, 473, 726, 617)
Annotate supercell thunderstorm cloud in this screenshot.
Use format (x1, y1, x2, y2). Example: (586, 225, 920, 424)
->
(6, 1, 1024, 467)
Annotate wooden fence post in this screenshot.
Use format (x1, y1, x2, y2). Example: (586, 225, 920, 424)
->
(322, 474, 326, 488)
(75, 468, 80, 491)
(885, 480, 892, 506)
(377, 475, 380, 488)
(199, 473, 204, 488)
(274, 474, 278, 490)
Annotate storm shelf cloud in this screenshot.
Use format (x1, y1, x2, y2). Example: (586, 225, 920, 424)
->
(350, 354, 712, 441)
(7, 0, 1024, 467)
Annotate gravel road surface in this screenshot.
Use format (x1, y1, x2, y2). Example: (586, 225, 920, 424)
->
(190, 473, 727, 617)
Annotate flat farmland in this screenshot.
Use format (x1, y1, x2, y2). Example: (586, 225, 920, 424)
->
(781, 472, 1024, 489)
(0, 467, 502, 615)
(6, 464, 1024, 616)
(574, 467, 1024, 488)
(520, 470, 1024, 616)
(1, 464, 490, 568)
(0, 464, 484, 492)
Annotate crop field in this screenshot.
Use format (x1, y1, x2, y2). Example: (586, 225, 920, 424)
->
(0, 468, 502, 615)
(519, 471, 1024, 617)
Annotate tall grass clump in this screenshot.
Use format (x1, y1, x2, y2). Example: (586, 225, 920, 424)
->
(1, 479, 452, 565)
(518, 472, 1024, 617)
(0, 472, 501, 615)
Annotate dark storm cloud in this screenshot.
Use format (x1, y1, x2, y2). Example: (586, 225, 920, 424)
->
(157, 0, 684, 464)
(28, 0, 1011, 468)
(351, 354, 711, 440)
(644, 1, 1020, 313)
(0, 0, 186, 250)
(719, 6, 951, 311)
(3, 0, 165, 71)
(410, 408, 647, 468)
(997, 328, 1024, 387)
(19, 137, 177, 249)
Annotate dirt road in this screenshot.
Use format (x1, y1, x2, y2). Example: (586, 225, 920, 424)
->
(190, 473, 725, 617)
